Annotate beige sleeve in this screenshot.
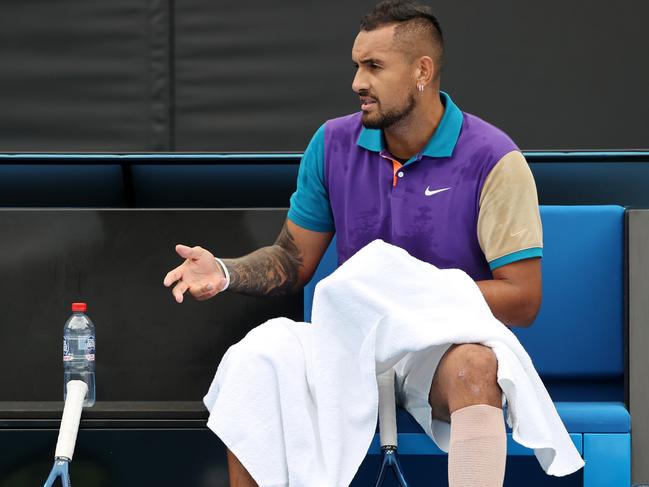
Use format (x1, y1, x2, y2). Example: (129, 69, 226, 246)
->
(478, 150, 543, 266)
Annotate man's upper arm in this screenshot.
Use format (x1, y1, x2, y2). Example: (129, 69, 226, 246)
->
(476, 150, 543, 324)
(284, 123, 335, 285)
(477, 150, 543, 270)
(287, 124, 335, 233)
(490, 257, 542, 324)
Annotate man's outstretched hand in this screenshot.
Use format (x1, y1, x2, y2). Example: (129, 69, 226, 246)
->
(163, 245, 226, 303)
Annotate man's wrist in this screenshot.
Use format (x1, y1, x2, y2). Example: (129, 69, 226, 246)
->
(214, 257, 230, 291)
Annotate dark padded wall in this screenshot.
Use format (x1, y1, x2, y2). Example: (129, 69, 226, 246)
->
(173, 0, 376, 150)
(0, 0, 647, 150)
(0, 210, 301, 402)
(0, 0, 171, 151)
(435, 0, 649, 151)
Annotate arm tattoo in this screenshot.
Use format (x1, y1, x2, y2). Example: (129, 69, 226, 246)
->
(222, 222, 304, 296)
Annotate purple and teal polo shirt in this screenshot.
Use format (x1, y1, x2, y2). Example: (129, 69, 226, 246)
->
(288, 92, 543, 281)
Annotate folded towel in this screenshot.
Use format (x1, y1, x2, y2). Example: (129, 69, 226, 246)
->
(203, 240, 584, 486)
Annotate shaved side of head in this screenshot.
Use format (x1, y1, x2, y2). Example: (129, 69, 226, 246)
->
(393, 18, 443, 73)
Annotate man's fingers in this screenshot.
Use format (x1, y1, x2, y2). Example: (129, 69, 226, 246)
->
(163, 266, 183, 287)
(175, 244, 202, 261)
(172, 281, 189, 303)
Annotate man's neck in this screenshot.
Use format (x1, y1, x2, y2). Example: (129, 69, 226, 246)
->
(383, 91, 445, 161)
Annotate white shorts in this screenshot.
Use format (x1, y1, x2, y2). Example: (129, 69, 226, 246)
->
(394, 344, 454, 451)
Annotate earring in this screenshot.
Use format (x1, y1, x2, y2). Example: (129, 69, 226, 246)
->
(417, 84, 424, 93)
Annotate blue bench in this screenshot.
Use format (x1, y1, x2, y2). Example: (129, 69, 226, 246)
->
(304, 205, 630, 487)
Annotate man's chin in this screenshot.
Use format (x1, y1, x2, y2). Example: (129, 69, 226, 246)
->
(361, 113, 384, 129)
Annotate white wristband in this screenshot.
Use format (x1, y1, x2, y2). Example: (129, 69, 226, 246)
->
(214, 257, 230, 292)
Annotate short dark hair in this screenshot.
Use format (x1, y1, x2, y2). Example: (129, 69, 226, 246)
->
(360, 0, 444, 75)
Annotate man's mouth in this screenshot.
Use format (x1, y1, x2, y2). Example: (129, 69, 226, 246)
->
(360, 97, 378, 111)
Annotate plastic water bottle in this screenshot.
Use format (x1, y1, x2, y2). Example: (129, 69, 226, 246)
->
(63, 302, 96, 407)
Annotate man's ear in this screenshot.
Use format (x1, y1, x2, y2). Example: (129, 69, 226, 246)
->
(416, 56, 435, 87)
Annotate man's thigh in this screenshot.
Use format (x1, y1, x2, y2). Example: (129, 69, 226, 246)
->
(428, 343, 502, 422)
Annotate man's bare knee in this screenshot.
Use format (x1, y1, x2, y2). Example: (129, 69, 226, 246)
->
(453, 344, 498, 380)
(429, 343, 501, 417)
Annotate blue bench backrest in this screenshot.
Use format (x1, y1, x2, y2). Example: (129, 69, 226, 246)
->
(304, 205, 625, 399)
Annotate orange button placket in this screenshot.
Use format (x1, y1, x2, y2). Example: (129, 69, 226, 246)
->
(380, 153, 403, 188)
(391, 159, 403, 187)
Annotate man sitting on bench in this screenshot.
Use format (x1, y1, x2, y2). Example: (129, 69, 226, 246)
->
(163, 1, 542, 485)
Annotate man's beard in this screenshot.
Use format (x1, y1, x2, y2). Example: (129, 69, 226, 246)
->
(361, 93, 417, 129)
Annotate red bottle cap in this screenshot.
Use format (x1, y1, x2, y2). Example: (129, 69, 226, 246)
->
(71, 302, 87, 312)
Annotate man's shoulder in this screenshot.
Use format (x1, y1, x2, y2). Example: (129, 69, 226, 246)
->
(460, 111, 519, 157)
(322, 112, 364, 134)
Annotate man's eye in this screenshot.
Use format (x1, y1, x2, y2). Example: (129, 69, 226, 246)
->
(370, 63, 381, 70)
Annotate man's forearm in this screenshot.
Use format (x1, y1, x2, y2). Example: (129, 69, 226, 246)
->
(476, 279, 540, 327)
(221, 222, 304, 296)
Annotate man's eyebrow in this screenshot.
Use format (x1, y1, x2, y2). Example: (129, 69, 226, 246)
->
(352, 58, 384, 66)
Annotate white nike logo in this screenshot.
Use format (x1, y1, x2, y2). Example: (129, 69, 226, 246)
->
(424, 187, 451, 196)
(510, 229, 527, 237)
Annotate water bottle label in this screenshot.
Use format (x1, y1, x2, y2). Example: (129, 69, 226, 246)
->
(62, 336, 95, 361)
(63, 337, 72, 362)
(85, 335, 95, 361)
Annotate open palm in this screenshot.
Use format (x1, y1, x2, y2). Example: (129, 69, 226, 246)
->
(163, 244, 226, 303)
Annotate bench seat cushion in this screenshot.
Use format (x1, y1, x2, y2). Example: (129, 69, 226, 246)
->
(552, 402, 629, 433)
(394, 401, 629, 434)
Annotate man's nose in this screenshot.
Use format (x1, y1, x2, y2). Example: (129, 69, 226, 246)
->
(352, 70, 369, 94)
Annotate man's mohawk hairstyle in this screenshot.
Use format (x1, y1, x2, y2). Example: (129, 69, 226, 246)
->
(360, 0, 444, 74)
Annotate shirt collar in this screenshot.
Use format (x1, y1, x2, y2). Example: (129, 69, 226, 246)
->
(356, 91, 463, 160)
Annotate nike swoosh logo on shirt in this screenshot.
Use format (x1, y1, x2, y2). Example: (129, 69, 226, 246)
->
(424, 187, 451, 196)
(510, 229, 527, 237)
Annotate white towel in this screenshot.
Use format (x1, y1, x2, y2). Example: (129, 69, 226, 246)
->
(203, 240, 584, 486)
